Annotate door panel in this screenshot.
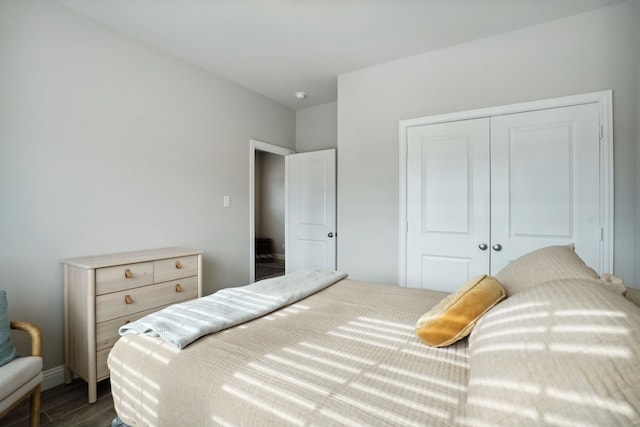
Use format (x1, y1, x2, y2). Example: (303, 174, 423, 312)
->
(286, 149, 336, 273)
(508, 132, 572, 237)
(295, 239, 328, 270)
(298, 160, 327, 225)
(422, 136, 473, 234)
(490, 104, 601, 273)
(406, 119, 490, 291)
(419, 255, 473, 291)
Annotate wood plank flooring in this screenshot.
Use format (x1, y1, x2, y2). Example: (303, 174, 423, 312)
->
(0, 379, 116, 427)
(255, 260, 285, 281)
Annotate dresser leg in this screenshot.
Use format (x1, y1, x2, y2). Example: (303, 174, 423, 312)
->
(64, 366, 73, 384)
(88, 382, 97, 404)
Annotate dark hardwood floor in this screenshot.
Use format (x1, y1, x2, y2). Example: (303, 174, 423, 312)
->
(0, 379, 116, 427)
(255, 259, 285, 281)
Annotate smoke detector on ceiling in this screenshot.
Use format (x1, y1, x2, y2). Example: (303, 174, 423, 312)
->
(295, 92, 307, 100)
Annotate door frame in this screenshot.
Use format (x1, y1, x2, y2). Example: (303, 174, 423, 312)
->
(249, 139, 294, 283)
(398, 90, 614, 286)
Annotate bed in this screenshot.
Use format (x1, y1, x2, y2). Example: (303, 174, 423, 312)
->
(108, 275, 468, 426)
(108, 247, 640, 426)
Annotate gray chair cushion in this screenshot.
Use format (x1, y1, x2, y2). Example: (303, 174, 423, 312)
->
(0, 356, 42, 402)
(0, 290, 17, 367)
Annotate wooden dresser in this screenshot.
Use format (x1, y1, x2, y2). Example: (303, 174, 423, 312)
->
(63, 247, 203, 403)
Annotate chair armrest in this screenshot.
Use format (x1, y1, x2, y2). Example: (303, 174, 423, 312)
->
(10, 321, 42, 357)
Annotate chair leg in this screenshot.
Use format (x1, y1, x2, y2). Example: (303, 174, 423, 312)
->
(29, 384, 41, 427)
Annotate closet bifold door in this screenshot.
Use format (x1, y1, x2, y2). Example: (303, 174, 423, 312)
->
(489, 103, 602, 274)
(406, 118, 491, 292)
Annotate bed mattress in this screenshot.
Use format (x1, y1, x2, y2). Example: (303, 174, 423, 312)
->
(108, 279, 468, 427)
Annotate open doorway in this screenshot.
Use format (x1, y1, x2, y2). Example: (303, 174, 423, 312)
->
(249, 140, 294, 282)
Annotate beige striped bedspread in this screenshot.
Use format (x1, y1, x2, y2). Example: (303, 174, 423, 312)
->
(465, 278, 640, 426)
(108, 279, 468, 427)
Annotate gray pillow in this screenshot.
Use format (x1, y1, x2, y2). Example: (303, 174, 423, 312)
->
(0, 290, 18, 367)
(495, 244, 599, 296)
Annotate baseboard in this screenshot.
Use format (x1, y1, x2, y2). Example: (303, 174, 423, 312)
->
(42, 365, 67, 391)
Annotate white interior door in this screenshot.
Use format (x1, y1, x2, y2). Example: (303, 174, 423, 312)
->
(489, 103, 602, 273)
(406, 119, 491, 291)
(286, 149, 337, 273)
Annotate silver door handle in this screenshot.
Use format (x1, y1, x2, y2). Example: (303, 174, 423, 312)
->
(478, 243, 488, 251)
(328, 232, 334, 238)
(492, 243, 502, 251)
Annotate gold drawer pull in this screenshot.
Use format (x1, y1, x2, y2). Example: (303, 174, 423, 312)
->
(124, 295, 133, 305)
(175, 260, 183, 269)
(175, 284, 183, 293)
(124, 269, 133, 278)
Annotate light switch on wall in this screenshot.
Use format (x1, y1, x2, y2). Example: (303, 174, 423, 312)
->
(223, 195, 230, 208)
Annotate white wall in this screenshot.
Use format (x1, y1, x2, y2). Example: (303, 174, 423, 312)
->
(0, 1, 294, 370)
(338, 2, 637, 285)
(296, 102, 338, 152)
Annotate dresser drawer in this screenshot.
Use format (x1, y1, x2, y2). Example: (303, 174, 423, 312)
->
(96, 262, 154, 295)
(96, 348, 110, 381)
(96, 276, 199, 323)
(154, 255, 198, 283)
(96, 306, 166, 352)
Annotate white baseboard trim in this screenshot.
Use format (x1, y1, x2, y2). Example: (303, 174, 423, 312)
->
(42, 365, 67, 391)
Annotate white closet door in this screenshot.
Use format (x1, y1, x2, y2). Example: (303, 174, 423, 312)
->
(406, 119, 490, 291)
(490, 103, 602, 273)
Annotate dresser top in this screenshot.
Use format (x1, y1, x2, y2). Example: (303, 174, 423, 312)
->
(62, 247, 203, 269)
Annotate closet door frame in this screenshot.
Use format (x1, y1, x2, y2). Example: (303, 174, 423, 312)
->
(398, 90, 613, 287)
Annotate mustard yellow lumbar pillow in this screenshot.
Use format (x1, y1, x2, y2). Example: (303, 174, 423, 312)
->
(415, 275, 506, 347)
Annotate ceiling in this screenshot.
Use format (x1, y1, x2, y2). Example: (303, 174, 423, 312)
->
(55, 0, 626, 110)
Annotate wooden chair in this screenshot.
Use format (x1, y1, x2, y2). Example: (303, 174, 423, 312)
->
(0, 321, 42, 427)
